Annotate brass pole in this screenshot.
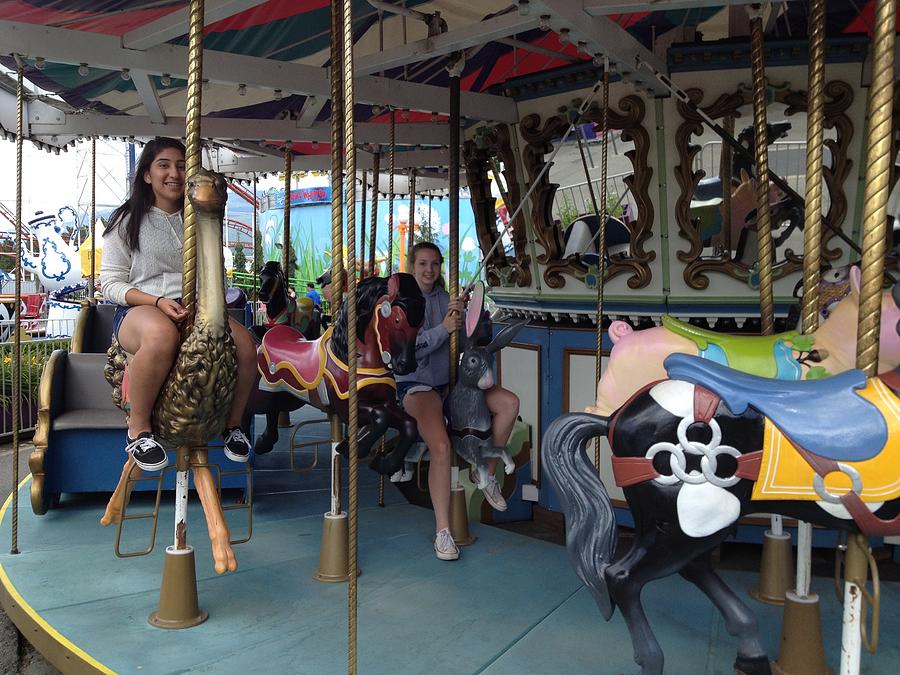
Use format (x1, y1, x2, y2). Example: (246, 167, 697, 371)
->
(252, 175, 258, 301)
(855, 0, 895, 376)
(180, 0, 205, 316)
(283, 146, 292, 285)
(800, 0, 827, 337)
(360, 169, 367, 278)
(342, 0, 360, 665)
(90, 137, 96, 300)
(330, 10, 345, 311)
(749, 10, 776, 336)
(593, 60, 610, 472)
(11, 59, 24, 555)
(721, 116, 734, 252)
(448, 72, 460, 390)
(369, 151, 380, 276)
(388, 110, 395, 273)
(407, 169, 416, 268)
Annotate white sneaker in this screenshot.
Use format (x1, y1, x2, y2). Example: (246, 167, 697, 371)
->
(481, 475, 508, 512)
(434, 528, 459, 561)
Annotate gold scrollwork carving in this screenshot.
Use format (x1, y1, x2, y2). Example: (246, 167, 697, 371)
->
(520, 95, 655, 289)
(674, 81, 853, 289)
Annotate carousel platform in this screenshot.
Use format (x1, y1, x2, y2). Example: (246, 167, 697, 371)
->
(1, 412, 899, 674)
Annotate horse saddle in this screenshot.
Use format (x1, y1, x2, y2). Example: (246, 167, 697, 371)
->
(662, 316, 802, 379)
(258, 324, 326, 393)
(664, 353, 888, 463)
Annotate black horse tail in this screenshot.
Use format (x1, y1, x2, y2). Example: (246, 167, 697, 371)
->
(542, 412, 617, 620)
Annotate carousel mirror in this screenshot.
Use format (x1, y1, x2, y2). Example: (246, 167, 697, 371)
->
(519, 95, 654, 289)
(463, 124, 531, 287)
(674, 81, 853, 289)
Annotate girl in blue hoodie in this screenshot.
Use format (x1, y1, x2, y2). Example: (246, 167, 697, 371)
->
(397, 242, 520, 560)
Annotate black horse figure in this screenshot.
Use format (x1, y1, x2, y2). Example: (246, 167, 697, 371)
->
(241, 261, 324, 455)
(259, 273, 425, 475)
(543, 282, 900, 675)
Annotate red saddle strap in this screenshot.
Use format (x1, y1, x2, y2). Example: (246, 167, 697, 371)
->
(794, 444, 900, 536)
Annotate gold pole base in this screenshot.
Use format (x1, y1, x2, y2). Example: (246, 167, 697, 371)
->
(277, 410, 292, 428)
(148, 546, 208, 629)
(773, 592, 833, 675)
(312, 512, 361, 582)
(750, 531, 793, 606)
(449, 485, 476, 546)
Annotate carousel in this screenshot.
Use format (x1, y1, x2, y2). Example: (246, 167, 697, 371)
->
(0, 1, 899, 674)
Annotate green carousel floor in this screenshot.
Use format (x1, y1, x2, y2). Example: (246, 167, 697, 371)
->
(1, 411, 898, 674)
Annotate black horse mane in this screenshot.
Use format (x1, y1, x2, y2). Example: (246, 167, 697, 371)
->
(330, 274, 425, 363)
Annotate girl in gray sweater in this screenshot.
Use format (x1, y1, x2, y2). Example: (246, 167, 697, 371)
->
(399, 243, 519, 560)
(100, 137, 258, 471)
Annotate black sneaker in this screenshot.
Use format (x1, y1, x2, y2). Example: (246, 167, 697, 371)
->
(125, 432, 169, 471)
(222, 427, 251, 463)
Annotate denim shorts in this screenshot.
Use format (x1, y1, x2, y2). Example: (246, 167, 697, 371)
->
(396, 381, 448, 406)
(111, 305, 133, 339)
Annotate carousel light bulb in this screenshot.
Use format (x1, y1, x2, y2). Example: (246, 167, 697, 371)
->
(518, 0, 530, 16)
(430, 111, 438, 122)
(311, 140, 319, 149)
(401, 109, 410, 120)
(274, 88, 283, 100)
(539, 15, 551, 31)
(202, 78, 210, 91)
(558, 28, 571, 46)
(160, 73, 172, 87)
(34, 57, 46, 70)
(577, 41, 589, 55)
(238, 83, 247, 96)
(372, 105, 382, 116)
(78, 63, 89, 77)
(120, 68, 131, 81)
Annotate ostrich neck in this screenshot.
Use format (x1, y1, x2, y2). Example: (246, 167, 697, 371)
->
(194, 208, 226, 326)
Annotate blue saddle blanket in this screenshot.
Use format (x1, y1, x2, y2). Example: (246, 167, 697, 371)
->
(664, 354, 887, 462)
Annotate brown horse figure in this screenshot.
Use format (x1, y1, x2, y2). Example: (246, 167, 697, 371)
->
(258, 273, 425, 475)
(542, 282, 900, 675)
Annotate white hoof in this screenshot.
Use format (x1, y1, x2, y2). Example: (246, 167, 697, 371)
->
(504, 462, 515, 475)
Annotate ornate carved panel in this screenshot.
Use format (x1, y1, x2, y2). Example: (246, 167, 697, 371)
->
(673, 81, 853, 289)
(462, 124, 531, 287)
(519, 95, 655, 289)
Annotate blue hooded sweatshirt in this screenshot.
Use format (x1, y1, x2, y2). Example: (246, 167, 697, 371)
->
(395, 285, 451, 388)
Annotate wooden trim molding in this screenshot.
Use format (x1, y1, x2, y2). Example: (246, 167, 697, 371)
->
(519, 95, 655, 289)
(673, 81, 854, 289)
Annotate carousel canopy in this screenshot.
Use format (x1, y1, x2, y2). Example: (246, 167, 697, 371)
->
(0, 0, 893, 178)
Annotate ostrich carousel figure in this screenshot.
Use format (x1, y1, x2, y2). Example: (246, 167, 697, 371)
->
(102, 168, 243, 575)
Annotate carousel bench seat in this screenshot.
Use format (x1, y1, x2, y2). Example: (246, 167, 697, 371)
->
(31, 349, 245, 515)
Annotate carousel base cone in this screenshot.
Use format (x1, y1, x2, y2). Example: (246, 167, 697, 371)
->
(449, 485, 476, 546)
(773, 592, 832, 675)
(148, 546, 208, 629)
(750, 531, 793, 605)
(313, 512, 360, 582)
(277, 410, 292, 428)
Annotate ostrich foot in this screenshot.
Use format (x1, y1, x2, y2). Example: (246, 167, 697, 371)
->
(101, 456, 141, 527)
(209, 529, 238, 575)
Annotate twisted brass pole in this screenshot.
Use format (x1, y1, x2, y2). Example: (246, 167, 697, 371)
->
(253, 175, 259, 301)
(388, 110, 395, 273)
(11, 60, 23, 555)
(360, 169, 367, 278)
(749, 11, 775, 336)
(180, 0, 205, 316)
(801, 0, 826, 338)
(448, 74, 460, 391)
(342, 0, 360, 668)
(90, 137, 96, 300)
(283, 146, 292, 284)
(593, 61, 610, 471)
(407, 169, 416, 269)
(856, 0, 895, 376)
(369, 151, 380, 276)
(721, 116, 734, 251)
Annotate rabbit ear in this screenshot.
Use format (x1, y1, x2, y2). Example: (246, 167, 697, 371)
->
(487, 318, 528, 353)
(466, 281, 485, 339)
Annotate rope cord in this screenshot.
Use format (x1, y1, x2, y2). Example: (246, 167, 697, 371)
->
(283, 146, 292, 280)
(341, 0, 360, 667)
(11, 60, 23, 555)
(369, 151, 380, 275)
(593, 62, 610, 471)
(388, 110, 395, 272)
(407, 169, 416, 270)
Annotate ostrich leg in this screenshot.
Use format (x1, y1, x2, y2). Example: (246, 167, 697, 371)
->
(190, 448, 237, 574)
(100, 456, 142, 526)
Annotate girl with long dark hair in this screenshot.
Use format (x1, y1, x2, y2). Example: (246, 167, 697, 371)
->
(100, 137, 258, 471)
(396, 242, 520, 560)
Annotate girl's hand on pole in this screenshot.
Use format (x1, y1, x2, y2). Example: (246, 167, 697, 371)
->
(443, 298, 462, 332)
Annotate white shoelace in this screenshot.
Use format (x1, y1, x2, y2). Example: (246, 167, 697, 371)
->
(435, 529, 458, 553)
(125, 436, 161, 455)
(224, 428, 250, 446)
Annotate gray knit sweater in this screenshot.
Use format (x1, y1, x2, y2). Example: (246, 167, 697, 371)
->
(100, 207, 184, 306)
